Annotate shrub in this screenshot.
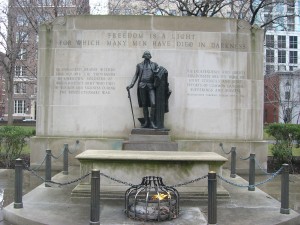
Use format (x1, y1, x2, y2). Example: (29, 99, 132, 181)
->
(266, 123, 300, 169)
(0, 126, 33, 168)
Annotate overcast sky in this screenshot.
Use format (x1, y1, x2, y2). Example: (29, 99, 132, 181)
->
(0, 0, 108, 14)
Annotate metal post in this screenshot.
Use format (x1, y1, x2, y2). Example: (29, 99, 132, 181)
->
(248, 153, 255, 191)
(63, 143, 69, 175)
(90, 169, 100, 225)
(230, 147, 236, 178)
(208, 171, 217, 225)
(45, 149, 52, 187)
(280, 164, 290, 214)
(14, 158, 23, 208)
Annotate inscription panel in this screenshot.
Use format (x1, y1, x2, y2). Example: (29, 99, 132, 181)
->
(56, 30, 249, 51)
(54, 67, 116, 96)
(187, 69, 246, 97)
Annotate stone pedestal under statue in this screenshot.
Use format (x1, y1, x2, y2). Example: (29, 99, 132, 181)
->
(122, 128, 178, 151)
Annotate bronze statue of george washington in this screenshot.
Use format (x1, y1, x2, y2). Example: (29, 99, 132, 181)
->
(126, 51, 171, 129)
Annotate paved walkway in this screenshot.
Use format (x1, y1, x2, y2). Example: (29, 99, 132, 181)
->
(2, 167, 300, 225)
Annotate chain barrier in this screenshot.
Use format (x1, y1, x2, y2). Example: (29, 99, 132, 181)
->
(254, 158, 272, 175)
(100, 172, 137, 187)
(219, 143, 232, 155)
(217, 166, 283, 188)
(22, 161, 47, 182)
(29, 155, 47, 171)
(22, 160, 91, 187)
(50, 151, 64, 160)
(167, 175, 208, 188)
(45, 172, 91, 187)
(67, 140, 80, 155)
(240, 155, 250, 160)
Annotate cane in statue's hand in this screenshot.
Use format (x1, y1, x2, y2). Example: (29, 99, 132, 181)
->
(126, 87, 136, 128)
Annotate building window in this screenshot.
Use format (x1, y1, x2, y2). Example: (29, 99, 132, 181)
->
(14, 83, 26, 94)
(15, 66, 27, 77)
(285, 91, 291, 100)
(284, 108, 292, 123)
(17, 49, 27, 60)
(273, 108, 277, 122)
(14, 100, 26, 114)
(289, 51, 297, 64)
(266, 65, 275, 74)
(17, 15, 28, 26)
(264, 109, 268, 122)
(18, 0, 30, 6)
(16, 31, 28, 43)
(266, 49, 274, 63)
(266, 35, 274, 48)
(278, 50, 286, 63)
(287, 16, 295, 31)
(289, 36, 297, 48)
(124, 8, 131, 15)
(38, 0, 51, 5)
(169, 10, 177, 15)
(113, 8, 120, 14)
(278, 35, 286, 48)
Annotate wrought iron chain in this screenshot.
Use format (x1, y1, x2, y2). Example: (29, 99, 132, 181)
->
(240, 155, 250, 160)
(251, 166, 283, 187)
(254, 158, 272, 175)
(22, 161, 47, 182)
(219, 143, 232, 155)
(22, 160, 91, 187)
(24, 155, 47, 171)
(217, 166, 284, 188)
(50, 150, 64, 159)
(45, 172, 91, 187)
(67, 144, 80, 155)
(100, 172, 137, 187)
(167, 175, 208, 188)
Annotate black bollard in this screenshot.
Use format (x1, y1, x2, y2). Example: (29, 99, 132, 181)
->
(280, 164, 290, 214)
(45, 149, 52, 187)
(230, 147, 237, 178)
(208, 171, 217, 225)
(63, 144, 69, 175)
(90, 169, 100, 225)
(248, 153, 255, 191)
(14, 158, 23, 209)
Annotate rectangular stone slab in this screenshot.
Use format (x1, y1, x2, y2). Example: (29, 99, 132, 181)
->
(76, 150, 227, 162)
(73, 150, 228, 199)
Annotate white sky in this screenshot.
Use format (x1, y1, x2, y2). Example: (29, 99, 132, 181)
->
(89, 0, 109, 15)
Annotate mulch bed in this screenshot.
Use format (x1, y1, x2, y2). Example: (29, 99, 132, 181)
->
(268, 156, 300, 174)
(0, 153, 30, 169)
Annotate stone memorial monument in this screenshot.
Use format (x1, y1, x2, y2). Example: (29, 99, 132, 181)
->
(31, 15, 267, 174)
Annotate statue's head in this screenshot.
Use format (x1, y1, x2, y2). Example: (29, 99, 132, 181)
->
(142, 51, 152, 59)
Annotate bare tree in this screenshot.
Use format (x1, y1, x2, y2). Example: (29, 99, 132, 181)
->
(106, 0, 298, 29)
(0, 0, 89, 124)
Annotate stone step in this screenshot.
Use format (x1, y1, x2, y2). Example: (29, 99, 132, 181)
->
(128, 134, 171, 142)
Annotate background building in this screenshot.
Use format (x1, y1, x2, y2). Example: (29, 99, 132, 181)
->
(264, 71, 300, 124)
(3, 0, 89, 121)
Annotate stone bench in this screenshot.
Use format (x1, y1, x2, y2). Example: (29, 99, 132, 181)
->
(72, 150, 228, 200)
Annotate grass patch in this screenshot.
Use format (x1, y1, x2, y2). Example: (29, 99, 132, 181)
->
(268, 144, 300, 156)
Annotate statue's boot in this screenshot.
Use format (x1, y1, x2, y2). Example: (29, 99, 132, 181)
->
(150, 107, 158, 129)
(141, 108, 149, 128)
